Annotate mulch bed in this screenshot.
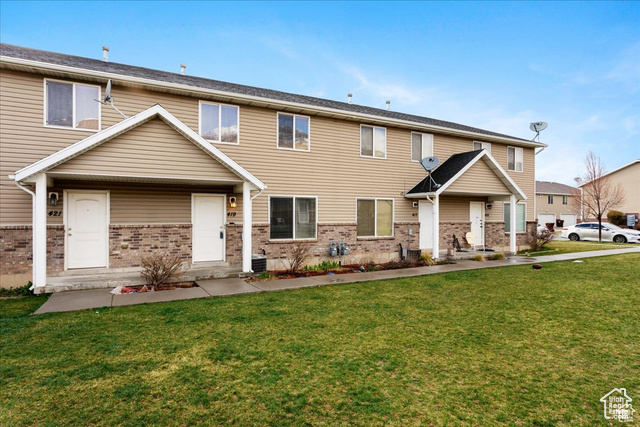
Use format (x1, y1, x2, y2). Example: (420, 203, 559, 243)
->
(116, 282, 198, 294)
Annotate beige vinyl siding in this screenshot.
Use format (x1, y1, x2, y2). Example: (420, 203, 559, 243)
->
(50, 118, 241, 182)
(48, 181, 240, 224)
(445, 160, 511, 195)
(535, 194, 580, 219)
(607, 163, 640, 214)
(0, 68, 537, 227)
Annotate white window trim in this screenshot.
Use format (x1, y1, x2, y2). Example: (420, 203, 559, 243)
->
(548, 195, 554, 204)
(276, 112, 311, 152)
(562, 196, 568, 205)
(360, 125, 387, 159)
(473, 141, 491, 153)
(504, 201, 527, 234)
(507, 146, 524, 172)
(44, 78, 102, 132)
(355, 197, 395, 237)
(198, 100, 240, 145)
(411, 132, 434, 162)
(268, 195, 318, 240)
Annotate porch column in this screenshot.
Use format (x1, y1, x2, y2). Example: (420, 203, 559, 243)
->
(33, 173, 48, 288)
(432, 195, 440, 259)
(242, 181, 252, 273)
(509, 194, 517, 254)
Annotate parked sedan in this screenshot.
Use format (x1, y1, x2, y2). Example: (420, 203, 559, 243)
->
(561, 222, 640, 243)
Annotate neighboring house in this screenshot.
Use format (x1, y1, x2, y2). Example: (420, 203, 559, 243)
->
(535, 181, 580, 227)
(579, 160, 639, 224)
(0, 44, 544, 291)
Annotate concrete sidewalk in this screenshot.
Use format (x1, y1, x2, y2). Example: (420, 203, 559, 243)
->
(33, 246, 640, 314)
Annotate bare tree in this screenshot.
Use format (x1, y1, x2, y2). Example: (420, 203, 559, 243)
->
(572, 152, 625, 241)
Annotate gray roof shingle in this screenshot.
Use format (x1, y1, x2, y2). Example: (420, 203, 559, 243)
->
(535, 181, 577, 195)
(0, 43, 532, 142)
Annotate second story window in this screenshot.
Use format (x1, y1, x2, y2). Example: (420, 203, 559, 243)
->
(508, 146, 523, 172)
(411, 133, 434, 162)
(548, 195, 554, 204)
(563, 196, 568, 205)
(473, 141, 491, 153)
(200, 102, 239, 144)
(361, 125, 386, 158)
(45, 80, 100, 130)
(277, 113, 310, 151)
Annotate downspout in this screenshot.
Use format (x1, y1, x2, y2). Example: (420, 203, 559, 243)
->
(12, 176, 37, 291)
(535, 146, 547, 155)
(251, 188, 264, 201)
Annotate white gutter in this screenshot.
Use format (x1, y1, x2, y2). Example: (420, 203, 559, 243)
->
(1, 55, 546, 149)
(11, 176, 36, 291)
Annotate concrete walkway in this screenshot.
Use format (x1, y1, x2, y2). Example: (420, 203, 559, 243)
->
(34, 246, 640, 314)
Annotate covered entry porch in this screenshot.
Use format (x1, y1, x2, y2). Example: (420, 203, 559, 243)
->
(406, 150, 527, 258)
(11, 105, 265, 292)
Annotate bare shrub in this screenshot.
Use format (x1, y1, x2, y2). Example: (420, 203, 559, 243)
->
(283, 244, 312, 274)
(529, 228, 555, 252)
(140, 252, 184, 290)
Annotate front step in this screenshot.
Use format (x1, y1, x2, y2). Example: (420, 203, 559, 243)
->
(39, 264, 245, 294)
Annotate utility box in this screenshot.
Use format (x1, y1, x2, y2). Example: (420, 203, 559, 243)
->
(251, 254, 267, 273)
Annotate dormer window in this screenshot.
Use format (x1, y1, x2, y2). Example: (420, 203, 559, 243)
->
(45, 80, 100, 130)
(199, 102, 239, 144)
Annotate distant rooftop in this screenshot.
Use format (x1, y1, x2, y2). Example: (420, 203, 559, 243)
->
(536, 181, 577, 195)
(0, 43, 535, 143)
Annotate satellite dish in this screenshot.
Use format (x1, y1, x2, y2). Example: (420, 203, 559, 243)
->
(103, 80, 112, 103)
(529, 122, 548, 133)
(420, 156, 440, 171)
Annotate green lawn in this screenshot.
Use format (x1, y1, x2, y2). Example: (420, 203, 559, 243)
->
(518, 239, 629, 256)
(2, 254, 639, 426)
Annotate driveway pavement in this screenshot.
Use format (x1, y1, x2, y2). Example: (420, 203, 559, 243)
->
(33, 246, 640, 314)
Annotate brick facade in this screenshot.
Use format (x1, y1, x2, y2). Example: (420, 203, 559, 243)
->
(1, 219, 536, 286)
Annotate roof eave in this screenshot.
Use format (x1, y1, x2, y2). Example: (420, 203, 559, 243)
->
(0, 55, 546, 148)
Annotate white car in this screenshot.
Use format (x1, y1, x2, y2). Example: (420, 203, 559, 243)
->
(561, 222, 640, 243)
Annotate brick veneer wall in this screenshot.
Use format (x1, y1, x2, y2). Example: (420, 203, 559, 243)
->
(252, 222, 421, 270)
(109, 225, 192, 268)
(1, 226, 64, 276)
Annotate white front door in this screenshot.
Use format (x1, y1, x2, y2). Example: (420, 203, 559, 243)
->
(192, 194, 225, 262)
(419, 200, 434, 249)
(66, 191, 109, 269)
(469, 202, 485, 247)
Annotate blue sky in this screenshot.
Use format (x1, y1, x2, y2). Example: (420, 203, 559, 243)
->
(1, 1, 638, 185)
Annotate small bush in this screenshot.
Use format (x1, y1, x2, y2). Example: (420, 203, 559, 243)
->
(283, 244, 312, 274)
(0, 282, 33, 297)
(473, 254, 487, 262)
(419, 254, 436, 266)
(489, 253, 505, 260)
(140, 252, 184, 290)
(257, 271, 275, 281)
(529, 228, 555, 252)
(607, 210, 626, 227)
(303, 260, 341, 272)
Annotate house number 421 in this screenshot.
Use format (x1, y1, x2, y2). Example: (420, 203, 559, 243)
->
(48, 211, 62, 217)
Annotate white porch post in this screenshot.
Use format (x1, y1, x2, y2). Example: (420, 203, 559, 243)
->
(509, 194, 517, 254)
(242, 181, 252, 273)
(33, 173, 48, 288)
(432, 195, 440, 259)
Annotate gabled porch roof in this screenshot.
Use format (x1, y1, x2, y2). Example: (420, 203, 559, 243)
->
(13, 104, 266, 191)
(405, 149, 526, 200)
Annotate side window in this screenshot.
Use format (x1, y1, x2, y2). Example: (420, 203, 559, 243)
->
(270, 196, 317, 240)
(361, 125, 386, 158)
(200, 102, 239, 144)
(277, 113, 310, 151)
(508, 146, 524, 172)
(357, 198, 393, 237)
(504, 203, 526, 233)
(473, 141, 491, 153)
(548, 195, 554, 204)
(45, 80, 100, 130)
(411, 132, 434, 162)
(562, 196, 568, 205)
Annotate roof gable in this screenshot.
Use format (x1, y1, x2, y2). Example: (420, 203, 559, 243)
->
(50, 117, 241, 182)
(406, 149, 526, 199)
(13, 105, 266, 190)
